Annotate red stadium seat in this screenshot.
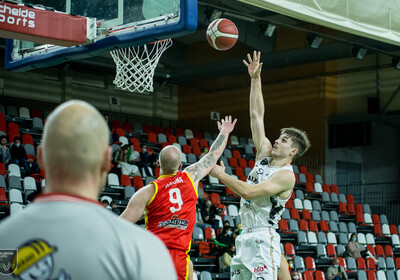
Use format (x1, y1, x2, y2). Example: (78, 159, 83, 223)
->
(286, 199, 294, 209)
(132, 176, 144, 190)
(153, 126, 162, 135)
(330, 184, 339, 194)
(366, 257, 376, 271)
(322, 184, 331, 193)
(305, 256, 316, 271)
(198, 241, 214, 258)
(192, 146, 201, 156)
(210, 193, 221, 206)
(0, 188, 7, 203)
(338, 257, 347, 270)
(248, 160, 255, 169)
(284, 243, 296, 258)
(0, 163, 6, 176)
(314, 270, 325, 280)
(306, 174, 315, 183)
(319, 221, 329, 232)
(0, 113, 6, 133)
(232, 150, 241, 159)
(384, 245, 394, 258)
(189, 138, 199, 148)
(390, 224, 399, 235)
(31, 109, 42, 119)
(299, 165, 307, 174)
(309, 221, 319, 233)
(217, 204, 228, 217)
(373, 224, 383, 236)
(175, 128, 184, 137)
(22, 134, 34, 145)
(147, 132, 157, 143)
(228, 158, 238, 168)
(375, 245, 385, 258)
(347, 203, 356, 215)
(326, 244, 336, 258)
(367, 271, 376, 280)
(116, 128, 125, 137)
(204, 227, 216, 241)
(367, 245, 376, 257)
(279, 219, 289, 233)
(225, 187, 238, 198)
(235, 167, 244, 177)
(302, 209, 311, 221)
(339, 202, 347, 214)
(129, 138, 141, 151)
(355, 203, 364, 215)
(305, 182, 314, 193)
(356, 212, 365, 224)
(143, 124, 153, 133)
(290, 209, 300, 221)
(372, 214, 381, 225)
(357, 257, 366, 270)
(168, 134, 177, 144)
(199, 138, 208, 148)
(194, 131, 202, 140)
(346, 194, 355, 205)
(395, 257, 400, 269)
(303, 271, 314, 280)
(120, 175, 132, 187)
(181, 145, 191, 154)
(238, 158, 247, 168)
(123, 121, 133, 132)
(112, 120, 122, 130)
(299, 219, 309, 232)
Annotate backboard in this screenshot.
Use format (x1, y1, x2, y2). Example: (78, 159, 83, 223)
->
(4, 0, 197, 71)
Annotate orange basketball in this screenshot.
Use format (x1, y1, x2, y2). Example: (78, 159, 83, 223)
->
(206, 18, 238, 51)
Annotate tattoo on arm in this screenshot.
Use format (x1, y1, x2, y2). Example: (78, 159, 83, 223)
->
(209, 135, 225, 153)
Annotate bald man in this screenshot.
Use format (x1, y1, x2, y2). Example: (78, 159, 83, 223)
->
(0, 100, 176, 279)
(121, 115, 237, 280)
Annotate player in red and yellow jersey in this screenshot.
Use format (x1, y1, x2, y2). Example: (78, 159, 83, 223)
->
(121, 116, 237, 280)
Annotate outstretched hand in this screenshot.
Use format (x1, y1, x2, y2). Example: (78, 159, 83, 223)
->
(217, 115, 237, 134)
(243, 50, 263, 79)
(210, 161, 226, 178)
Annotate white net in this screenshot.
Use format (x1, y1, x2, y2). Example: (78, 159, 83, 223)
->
(110, 38, 173, 93)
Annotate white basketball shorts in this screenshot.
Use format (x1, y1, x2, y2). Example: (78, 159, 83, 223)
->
(231, 227, 281, 280)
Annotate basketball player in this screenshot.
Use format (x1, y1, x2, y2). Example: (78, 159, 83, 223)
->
(210, 51, 311, 280)
(0, 100, 176, 279)
(121, 116, 237, 280)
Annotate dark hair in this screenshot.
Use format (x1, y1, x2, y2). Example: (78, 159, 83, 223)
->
(280, 127, 311, 161)
(13, 136, 22, 142)
(0, 135, 6, 141)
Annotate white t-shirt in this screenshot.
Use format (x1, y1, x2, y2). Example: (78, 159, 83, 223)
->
(0, 193, 177, 280)
(240, 157, 293, 230)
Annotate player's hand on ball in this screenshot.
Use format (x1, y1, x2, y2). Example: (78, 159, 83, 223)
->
(217, 115, 237, 134)
(243, 50, 263, 79)
(210, 161, 226, 178)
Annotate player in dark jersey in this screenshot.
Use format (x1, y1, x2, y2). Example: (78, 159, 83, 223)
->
(121, 116, 237, 280)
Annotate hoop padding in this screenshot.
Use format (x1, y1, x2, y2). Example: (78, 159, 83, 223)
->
(110, 39, 173, 93)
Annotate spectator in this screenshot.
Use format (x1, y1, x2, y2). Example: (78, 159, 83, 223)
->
(10, 136, 39, 174)
(199, 147, 208, 159)
(195, 202, 211, 230)
(0, 135, 11, 166)
(101, 196, 112, 209)
(288, 258, 295, 270)
(0, 100, 176, 279)
(115, 144, 140, 176)
(129, 143, 152, 177)
(201, 199, 219, 231)
(327, 258, 348, 280)
(110, 201, 121, 215)
(221, 243, 236, 272)
(147, 148, 158, 172)
(217, 222, 235, 246)
(291, 271, 301, 280)
(139, 144, 153, 177)
(346, 233, 378, 263)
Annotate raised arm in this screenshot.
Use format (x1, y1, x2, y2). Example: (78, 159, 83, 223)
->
(184, 116, 237, 186)
(120, 184, 155, 223)
(210, 161, 294, 200)
(244, 51, 272, 160)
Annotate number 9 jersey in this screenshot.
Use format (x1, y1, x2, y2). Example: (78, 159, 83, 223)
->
(145, 171, 198, 251)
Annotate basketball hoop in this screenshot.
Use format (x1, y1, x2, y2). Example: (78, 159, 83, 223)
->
(110, 38, 173, 93)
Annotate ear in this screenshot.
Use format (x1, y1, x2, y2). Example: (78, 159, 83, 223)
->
(102, 146, 112, 172)
(179, 163, 183, 170)
(156, 160, 160, 167)
(37, 145, 44, 170)
(289, 147, 298, 157)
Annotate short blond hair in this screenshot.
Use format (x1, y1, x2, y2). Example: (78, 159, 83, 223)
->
(281, 127, 311, 161)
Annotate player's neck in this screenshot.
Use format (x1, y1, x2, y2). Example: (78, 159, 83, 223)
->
(270, 157, 290, 167)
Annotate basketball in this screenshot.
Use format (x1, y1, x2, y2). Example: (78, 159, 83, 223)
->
(206, 18, 238, 51)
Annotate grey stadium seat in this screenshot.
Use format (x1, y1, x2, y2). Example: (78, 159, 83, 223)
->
(339, 222, 348, 233)
(317, 231, 327, 245)
(294, 256, 305, 272)
(357, 270, 367, 280)
(8, 176, 22, 190)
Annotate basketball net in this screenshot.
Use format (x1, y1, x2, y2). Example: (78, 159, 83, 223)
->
(110, 38, 173, 93)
